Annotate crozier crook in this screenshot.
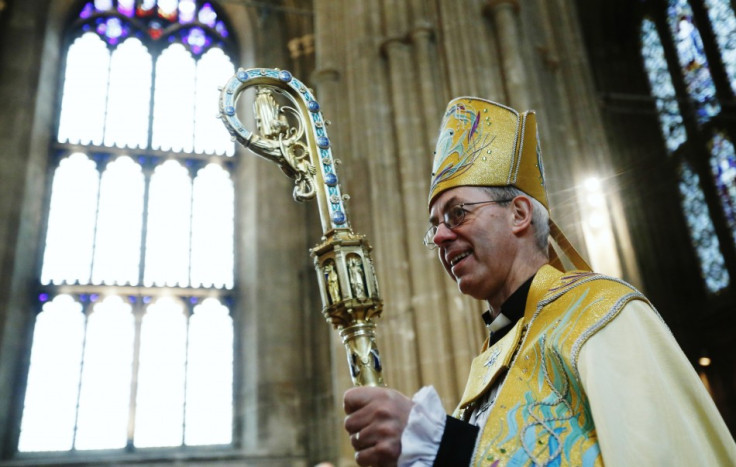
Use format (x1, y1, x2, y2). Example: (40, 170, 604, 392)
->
(218, 68, 385, 387)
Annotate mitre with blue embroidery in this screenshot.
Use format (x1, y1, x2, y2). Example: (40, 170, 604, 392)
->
(428, 97, 547, 209)
(428, 96, 591, 272)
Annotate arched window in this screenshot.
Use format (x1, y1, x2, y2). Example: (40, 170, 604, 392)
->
(19, 0, 237, 453)
(639, 0, 736, 293)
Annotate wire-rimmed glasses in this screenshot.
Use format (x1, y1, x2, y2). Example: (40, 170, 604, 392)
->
(423, 199, 513, 249)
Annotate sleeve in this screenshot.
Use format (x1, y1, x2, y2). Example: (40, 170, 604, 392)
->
(578, 300, 736, 466)
(398, 386, 479, 467)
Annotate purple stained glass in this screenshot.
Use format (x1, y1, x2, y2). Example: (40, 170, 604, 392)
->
(198, 3, 217, 28)
(80, 2, 94, 19)
(117, 0, 135, 17)
(97, 17, 128, 45)
(668, 0, 721, 124)
(38, 293, 49, 302)
(184, 27, 211, 55)
(710, 132, 736, 245)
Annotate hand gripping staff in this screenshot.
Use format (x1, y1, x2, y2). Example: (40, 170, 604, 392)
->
(219, 68, 385, 387)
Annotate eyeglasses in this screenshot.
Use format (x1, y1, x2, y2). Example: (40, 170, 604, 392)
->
(423, 199, 512, 249)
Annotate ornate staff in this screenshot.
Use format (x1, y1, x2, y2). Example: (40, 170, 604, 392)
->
(218, 68, 384, 387)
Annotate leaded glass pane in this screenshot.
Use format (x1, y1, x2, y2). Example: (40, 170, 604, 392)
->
(18, 296, 85, 452)
(91, 156, 144, 286)
(104, 38, 152, 148)
(143, 160, 192, 287)
(195, 48, 235, 155)
(191, 164, 234, 288)
(151, 44, 196, 152)
(75, 296, 134, 450)
(179, 0, 196, 23)
(709, 132, 736, 246)
(57, 33, 110, 145)
(134, 298, 187, 447)
(40, 153, 100, 285)
(641, 19, 687, 153)
(667, 0, 721, 123)
(704, 0, 736, 94)
(184, 298, 233, 445)
(679, 162, 730, 292)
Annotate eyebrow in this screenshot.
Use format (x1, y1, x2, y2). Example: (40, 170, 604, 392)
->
(428, 195, 462, 225)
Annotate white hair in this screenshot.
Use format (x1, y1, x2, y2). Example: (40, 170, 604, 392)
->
(482, 186, 550, 254)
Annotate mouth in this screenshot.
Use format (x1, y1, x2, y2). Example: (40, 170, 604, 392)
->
(449, 250, 472, 267)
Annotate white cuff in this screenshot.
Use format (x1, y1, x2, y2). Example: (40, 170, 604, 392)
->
(398, 386, 447, 467)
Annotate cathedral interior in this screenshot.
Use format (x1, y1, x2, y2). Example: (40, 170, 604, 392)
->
(0, 0, 734, 465)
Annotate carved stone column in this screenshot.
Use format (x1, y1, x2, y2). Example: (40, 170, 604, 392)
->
(484, 0, 531, 109)
(379, 0, 462, 405)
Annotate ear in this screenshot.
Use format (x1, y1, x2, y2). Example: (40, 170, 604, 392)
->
(509, 196, 533, 235)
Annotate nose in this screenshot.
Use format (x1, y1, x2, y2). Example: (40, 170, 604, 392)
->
(432, 222, 457, 247)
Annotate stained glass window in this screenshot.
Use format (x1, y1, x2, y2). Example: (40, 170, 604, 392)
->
(640, 4, 734, 294)
(23, 0, 237, 454)
(709, 132, 736, 246)
(667, 0, 721, 123)
(641, 18, 687, 152)
(679, 162, 730, 292)
(704, 0, 736, 94)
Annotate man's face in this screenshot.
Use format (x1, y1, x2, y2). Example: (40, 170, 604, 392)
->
(428, 186, 517, 303)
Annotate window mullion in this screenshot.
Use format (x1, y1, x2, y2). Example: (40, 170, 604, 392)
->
(126, 299, 144, 449)
(70, 300, 91, 450)
(138, 163, 154, 288)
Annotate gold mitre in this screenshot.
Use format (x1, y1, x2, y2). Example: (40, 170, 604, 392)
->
(428, 97, 547, 209)
(429, 97, 591, 272)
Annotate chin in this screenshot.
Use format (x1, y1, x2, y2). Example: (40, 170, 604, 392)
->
(456, 279, 484, 300)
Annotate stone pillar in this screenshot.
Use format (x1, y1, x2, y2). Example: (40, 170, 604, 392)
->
(484, 0, 531, 110)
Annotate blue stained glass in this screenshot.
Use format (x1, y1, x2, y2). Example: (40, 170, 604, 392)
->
(709, 132, 736, 246)
(668, 0, 721, 123)
(679, 162, 730, 292)
(641, 19, 687, 153)
(704, 0, 736, 94)
(215, 21, 229, 38)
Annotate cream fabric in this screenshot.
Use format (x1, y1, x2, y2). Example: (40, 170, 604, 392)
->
(579, 300, 736, 466)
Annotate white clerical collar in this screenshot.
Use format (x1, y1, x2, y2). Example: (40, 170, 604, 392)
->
(487, 312, 512, 334)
